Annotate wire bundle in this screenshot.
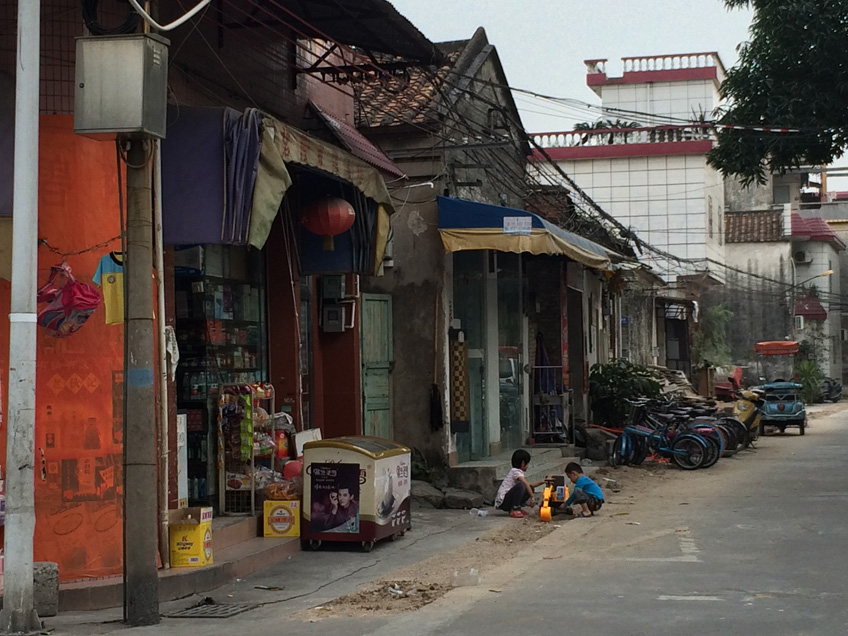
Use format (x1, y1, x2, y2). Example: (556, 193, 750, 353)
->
(82, 0, 142, 36)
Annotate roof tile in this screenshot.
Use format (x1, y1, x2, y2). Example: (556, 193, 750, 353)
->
(725, 211, 783, 243)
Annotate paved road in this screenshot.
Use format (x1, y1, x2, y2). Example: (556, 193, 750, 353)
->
(51, 406, 848, 635)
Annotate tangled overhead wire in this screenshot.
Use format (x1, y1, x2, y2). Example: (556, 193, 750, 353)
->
(82, 0, 142, 36)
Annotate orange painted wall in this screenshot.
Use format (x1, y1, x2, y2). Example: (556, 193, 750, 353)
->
(0, 115, 125, 581)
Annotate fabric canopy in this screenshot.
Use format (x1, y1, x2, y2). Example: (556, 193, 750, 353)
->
(437, 196, 612, 270)
(248, 117, 394, 276)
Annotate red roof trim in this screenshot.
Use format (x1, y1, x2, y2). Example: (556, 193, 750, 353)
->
(530, 140, 713, 161)
(794, 294, 827, 321)
(790, 213, 846, 250)
(587, 67, 718, 87)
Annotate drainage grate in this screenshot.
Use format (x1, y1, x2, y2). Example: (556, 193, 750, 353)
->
(164, 603, 256, 619)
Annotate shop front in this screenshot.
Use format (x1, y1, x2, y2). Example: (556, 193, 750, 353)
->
(162, 107, 395, 516)
(438, 197, 614, 462)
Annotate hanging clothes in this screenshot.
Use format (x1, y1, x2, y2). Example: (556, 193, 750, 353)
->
(93, 252, 124, 325)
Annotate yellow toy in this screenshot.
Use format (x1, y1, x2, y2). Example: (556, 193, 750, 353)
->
(540, 475, 569, 522)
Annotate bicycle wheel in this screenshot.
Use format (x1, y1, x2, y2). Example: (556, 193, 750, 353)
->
(610, 434, 626, 466)
(670, 434, 707, 470)
(631, 435, 649, 465)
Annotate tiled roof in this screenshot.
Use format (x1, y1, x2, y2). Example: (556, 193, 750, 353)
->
(355, 40, 468, 128)
(791, 213, 847, 249)
(795, 293, 827, 321)
(310, 102, 405, 178)
(725, 211, 783, 243)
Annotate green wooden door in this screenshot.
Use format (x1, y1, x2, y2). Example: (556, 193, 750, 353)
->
(361, 294, 393, 439)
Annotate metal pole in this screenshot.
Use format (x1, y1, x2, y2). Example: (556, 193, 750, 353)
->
(1, 0, 41, 631)
(153, 139, 170, 569)
(123, 139, 160, 626)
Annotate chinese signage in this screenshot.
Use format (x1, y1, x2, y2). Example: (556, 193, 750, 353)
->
(503, 216, 532, 235)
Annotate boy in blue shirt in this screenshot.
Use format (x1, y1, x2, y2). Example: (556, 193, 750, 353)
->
(563, 462, 604, 517)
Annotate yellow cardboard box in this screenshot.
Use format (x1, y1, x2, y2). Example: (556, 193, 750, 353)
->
(169, 507, 213, 567)
(264, 500, 300, 538)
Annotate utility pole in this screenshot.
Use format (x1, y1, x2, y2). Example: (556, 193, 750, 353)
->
(1, 0, 42, 632)
(122, 139, 160, 626)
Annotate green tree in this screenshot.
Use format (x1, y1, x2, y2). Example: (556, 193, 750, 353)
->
(707, 0, 848, 185)
(692, 304, 733, 367)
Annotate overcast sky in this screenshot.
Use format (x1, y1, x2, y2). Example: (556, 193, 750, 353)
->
(390, 0, 754, 132)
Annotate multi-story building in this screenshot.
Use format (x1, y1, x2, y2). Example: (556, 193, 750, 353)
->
(533, 53, 728, 285)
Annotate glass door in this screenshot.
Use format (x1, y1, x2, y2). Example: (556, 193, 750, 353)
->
(497, 253, 524, 451)
(452, 252, 487, 462)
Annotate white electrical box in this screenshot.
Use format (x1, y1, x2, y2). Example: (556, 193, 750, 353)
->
(74, 34, 169, 140)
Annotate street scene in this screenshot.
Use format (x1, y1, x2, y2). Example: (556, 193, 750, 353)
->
(2, 0, 848, 634)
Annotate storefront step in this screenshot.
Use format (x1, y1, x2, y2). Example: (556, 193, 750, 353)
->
(448, 448, 568, 503)
(58, 534, 300, 612)
(213, 514, 262, 552)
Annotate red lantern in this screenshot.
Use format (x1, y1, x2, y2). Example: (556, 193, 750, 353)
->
(301, 197, 356, 251)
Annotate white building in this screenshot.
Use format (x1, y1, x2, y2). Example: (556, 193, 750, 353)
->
(533, 53, 728, 284)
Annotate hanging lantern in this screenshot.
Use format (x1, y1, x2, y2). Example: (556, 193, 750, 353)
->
(301, 197, 356, 251)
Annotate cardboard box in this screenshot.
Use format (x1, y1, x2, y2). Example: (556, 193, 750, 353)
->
(264, 500, 300, 538)
(169, 507, 213, 567)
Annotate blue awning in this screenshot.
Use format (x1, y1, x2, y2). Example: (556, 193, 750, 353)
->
(437, 196, 612, 270)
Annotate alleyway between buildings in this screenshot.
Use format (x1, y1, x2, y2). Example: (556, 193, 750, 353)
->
(48, 402, 848, 635)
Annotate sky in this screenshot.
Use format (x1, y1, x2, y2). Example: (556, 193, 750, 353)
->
(389, 0, 755, 132)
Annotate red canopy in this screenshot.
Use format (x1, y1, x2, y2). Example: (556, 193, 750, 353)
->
(754, 341, 800, 356)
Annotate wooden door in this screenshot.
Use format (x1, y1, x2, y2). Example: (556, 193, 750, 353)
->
(361, 294, 393, 439)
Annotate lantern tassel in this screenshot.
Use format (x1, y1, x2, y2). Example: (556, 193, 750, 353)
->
(323, 235, 335, 251)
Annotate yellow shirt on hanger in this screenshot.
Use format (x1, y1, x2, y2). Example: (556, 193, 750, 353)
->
(93, 252, 124, 325)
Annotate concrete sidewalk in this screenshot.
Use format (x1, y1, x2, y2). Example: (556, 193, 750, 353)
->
(47, 502, 512, 635)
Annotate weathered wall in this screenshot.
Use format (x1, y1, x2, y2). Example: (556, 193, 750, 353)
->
(725, 177, 774, 212)
(621, 288, 655, 365)
(0, 116, 125, 581)
(362, 193, 447, 465)
(705, 242, 793, 377)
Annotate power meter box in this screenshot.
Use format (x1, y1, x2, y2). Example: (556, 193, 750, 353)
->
(74, 34, 169, 140)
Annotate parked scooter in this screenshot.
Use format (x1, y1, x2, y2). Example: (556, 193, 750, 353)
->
(732, 389, 765, 447)
(821, 378, 843, 403)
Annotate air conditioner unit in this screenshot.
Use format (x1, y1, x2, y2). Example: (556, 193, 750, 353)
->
(793, 250, 813, 264)
(794, 315, 805, 330)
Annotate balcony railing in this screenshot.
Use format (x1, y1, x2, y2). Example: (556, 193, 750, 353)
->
(533, 125, 713, 150)
(585, 53, 726, 81)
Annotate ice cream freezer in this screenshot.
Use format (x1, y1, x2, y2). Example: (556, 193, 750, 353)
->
(301, 436, 411, 552)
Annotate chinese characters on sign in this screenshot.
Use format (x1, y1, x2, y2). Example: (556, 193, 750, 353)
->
(503, 216, 532, 235)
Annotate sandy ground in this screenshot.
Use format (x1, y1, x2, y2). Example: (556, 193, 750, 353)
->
(301, 463, 675, 619)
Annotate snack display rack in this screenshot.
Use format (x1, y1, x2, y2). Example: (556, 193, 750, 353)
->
(218, 382, 276, 515)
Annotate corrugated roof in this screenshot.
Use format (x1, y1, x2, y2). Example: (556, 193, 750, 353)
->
(356, 40, 468, 128)
(310, 102, 405, 178)
(791, 213, 846, 249)
(795, 293, 827, 321)
(725, 210, 784, 243)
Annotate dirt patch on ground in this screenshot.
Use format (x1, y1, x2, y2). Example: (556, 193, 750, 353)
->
(807, 401, 848, 421)
(301, 463, 672, 619)
(309, 581, 452, 617)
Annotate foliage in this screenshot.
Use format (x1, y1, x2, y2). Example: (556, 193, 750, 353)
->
(708, 1, 848, 185)
(573, 119, 642, 131)
(692, 304, 733, 368)
(795, 360, 824, 404)
(589, 359, 662, 426)
(574, 119, 643, 146)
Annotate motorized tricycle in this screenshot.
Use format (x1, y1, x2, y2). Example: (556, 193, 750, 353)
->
(752, 341, 807, 436)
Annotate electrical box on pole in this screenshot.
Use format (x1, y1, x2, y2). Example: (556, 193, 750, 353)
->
(74, 34, 169, 140)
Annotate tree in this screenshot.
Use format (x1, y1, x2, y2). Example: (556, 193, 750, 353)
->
(707, 0, 848, 185)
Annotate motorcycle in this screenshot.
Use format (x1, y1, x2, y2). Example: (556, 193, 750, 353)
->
(732, 389, 765, 447)
(821, 377, 843, 403)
